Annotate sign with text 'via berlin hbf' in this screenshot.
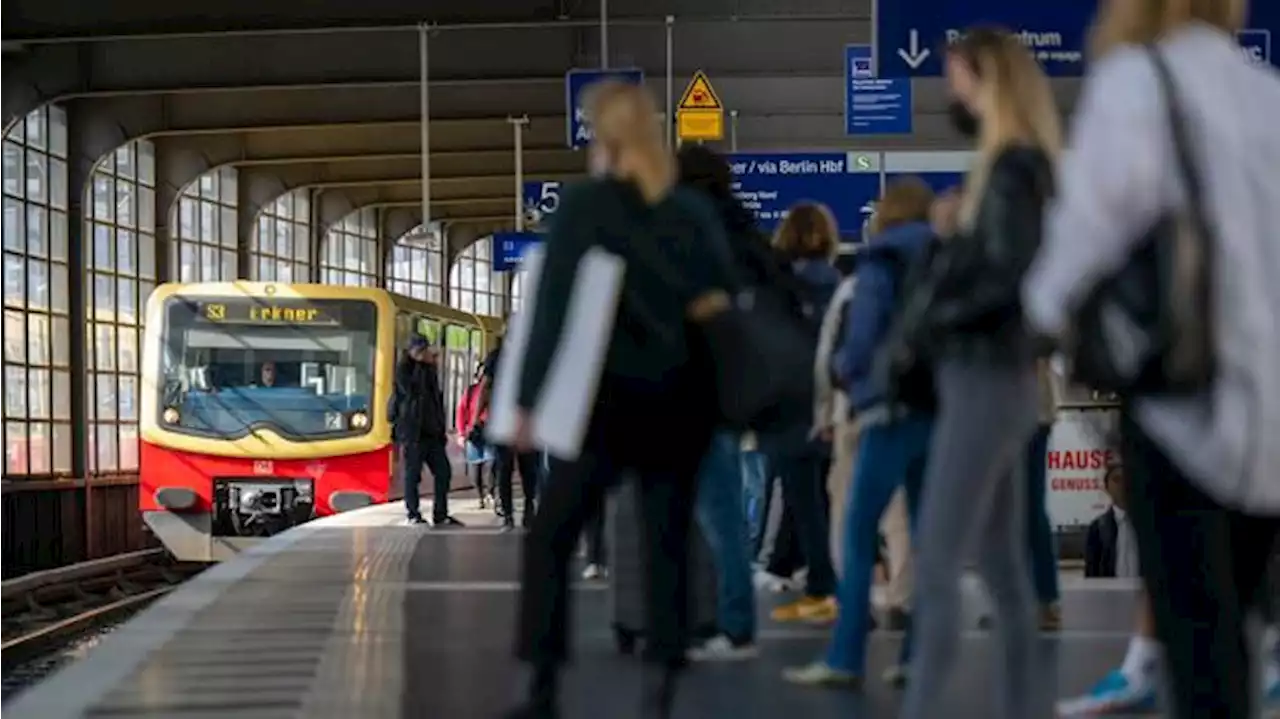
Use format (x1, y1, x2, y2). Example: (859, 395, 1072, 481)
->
(876, 0, 1276, 77)
(565, 68, 645, 148)
(728, 152, 880, 237)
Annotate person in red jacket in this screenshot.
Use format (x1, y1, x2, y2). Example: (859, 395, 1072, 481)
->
(456, 364, 495, 510)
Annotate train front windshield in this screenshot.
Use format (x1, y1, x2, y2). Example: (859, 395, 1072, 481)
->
(158, 296, 378, 441)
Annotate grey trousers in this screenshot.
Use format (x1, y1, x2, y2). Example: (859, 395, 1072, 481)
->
(901, 360, 1051, 719)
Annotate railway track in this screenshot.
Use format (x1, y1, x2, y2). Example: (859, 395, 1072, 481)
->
(2, 550, 206, 681)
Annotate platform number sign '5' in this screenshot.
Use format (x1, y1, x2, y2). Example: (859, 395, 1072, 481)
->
(522, 181, 562, 231)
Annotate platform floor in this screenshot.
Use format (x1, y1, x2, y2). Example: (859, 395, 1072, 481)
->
(6, 502, 1144, 718)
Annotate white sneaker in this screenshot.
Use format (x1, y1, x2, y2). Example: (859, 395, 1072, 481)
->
(687, 635, 759, 662)
(582, 563, 607, 580)
(753, 569, 797, 593)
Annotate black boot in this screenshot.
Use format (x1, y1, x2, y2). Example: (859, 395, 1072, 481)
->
(503, 664, 558, 719)
(640, 664, 679, 719)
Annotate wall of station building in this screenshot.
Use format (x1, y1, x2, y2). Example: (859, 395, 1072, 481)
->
(0, 104, 521, 484)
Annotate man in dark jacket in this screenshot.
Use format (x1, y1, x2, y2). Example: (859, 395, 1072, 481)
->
(388, 337, 460, 527)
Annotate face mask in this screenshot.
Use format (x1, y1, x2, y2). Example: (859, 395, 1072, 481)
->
(947, 99, 980, 138)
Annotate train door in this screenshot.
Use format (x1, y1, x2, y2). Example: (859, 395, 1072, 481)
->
(442, 324, 473, 431)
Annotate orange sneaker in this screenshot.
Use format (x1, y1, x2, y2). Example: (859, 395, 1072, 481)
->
(770, 596, 838, 624)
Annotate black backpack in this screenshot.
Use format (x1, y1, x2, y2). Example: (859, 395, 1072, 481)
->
(877, 250, 938, 414)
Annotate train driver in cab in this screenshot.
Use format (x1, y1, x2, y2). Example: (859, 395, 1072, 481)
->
(258, 361, 278, 388)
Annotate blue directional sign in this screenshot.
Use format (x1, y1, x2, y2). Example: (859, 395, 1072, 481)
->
(522, 180, 562, 232)
(492, 231, 542, 272)
(878, 0, 1277, 77)
(877, 3, 1087, 77)
(728, 152, 881, 237)
(565, 68, 645, 148)
(1238, 29, 1272, 66)
(845, 45, 913, 135)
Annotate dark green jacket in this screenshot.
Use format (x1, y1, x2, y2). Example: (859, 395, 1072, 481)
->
(517, 179, 739, 410)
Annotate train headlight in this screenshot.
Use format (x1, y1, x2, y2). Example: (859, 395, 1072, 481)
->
(349, 411, 369, 429)
(162, 407, 180, 424)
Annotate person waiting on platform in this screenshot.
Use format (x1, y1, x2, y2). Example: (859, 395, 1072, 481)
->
(784, 176, 938, 691)
(1023, 0, 1280, 715)
(456, 362, 495, 510)
(897, 27, 1061, 719)
(387, 338, 460, 527)
(476, 337, 542, 532)
(500, 81, 737, 719)
(676, 144, 767, 661)
(1061, 462, 1280, 716)
(1085, 465, 1136, 579)
(761, 202, 842, 626)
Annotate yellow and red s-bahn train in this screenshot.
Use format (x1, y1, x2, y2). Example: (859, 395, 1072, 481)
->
(139, 282, 501, 561)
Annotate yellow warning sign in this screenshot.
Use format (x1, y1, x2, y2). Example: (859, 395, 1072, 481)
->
(677, 109, 724, 142)
(677, 71, 724, 141)
(678, 71, 723, 111)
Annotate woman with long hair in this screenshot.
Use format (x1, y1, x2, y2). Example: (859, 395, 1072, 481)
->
(502, 81, 737, 719)
(1024, 0, 1280, 715)
(894, 27, 1061, 719)
(760, 202, 843, 626)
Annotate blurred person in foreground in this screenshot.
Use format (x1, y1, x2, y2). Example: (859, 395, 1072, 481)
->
(895, 27, 1061, 719)
(502, 81, 738, 719)
(1024, 0, 1280, 714)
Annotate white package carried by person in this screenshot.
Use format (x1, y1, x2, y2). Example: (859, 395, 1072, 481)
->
(486, 244, 625, 461)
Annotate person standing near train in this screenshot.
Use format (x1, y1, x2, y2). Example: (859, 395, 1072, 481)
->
(388, 338, 460, 527)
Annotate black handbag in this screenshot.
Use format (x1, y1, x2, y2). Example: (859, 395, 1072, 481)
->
(693, 285, 818, 430)
(1067, 47, 1215, 396)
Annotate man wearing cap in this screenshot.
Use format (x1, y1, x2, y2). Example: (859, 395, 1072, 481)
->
(388, 337, 461, 527)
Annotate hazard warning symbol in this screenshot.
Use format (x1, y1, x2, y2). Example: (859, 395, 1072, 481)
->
(676, 71, 724, 141)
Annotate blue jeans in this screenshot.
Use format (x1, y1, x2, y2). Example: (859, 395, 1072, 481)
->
(695, 432, 756, 643)
(741, 450, 769, 552)
(1025, 425, 1059, 603)
(825, 414, 933, 674)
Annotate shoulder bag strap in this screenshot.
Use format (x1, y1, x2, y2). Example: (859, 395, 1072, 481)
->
(1146, 46, 1213, 246)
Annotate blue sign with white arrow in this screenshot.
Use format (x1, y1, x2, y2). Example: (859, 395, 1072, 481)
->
(877, 0, 1276, 77)
(845, 45, 914, 135)
(565, 68, 645, 148)
(728, 152, 881, 237)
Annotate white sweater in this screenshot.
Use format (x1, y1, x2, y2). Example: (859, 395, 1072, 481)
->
(1023, 25, 1280, 513)
(814, 275, 858, 431)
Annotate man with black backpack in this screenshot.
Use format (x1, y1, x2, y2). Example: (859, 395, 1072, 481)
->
(784, 176, 938, 689)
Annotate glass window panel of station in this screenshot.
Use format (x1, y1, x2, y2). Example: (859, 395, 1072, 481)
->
(85, 139, 156, 474)
(1, 105, 71, 477)
(447, 239, 505, 318)
(250, 189, 312, 282)
(510, 271, 526, 314)
(320, 207, 378, 288)
(386, 224, 444, 302)
(170, 166, 238, 283)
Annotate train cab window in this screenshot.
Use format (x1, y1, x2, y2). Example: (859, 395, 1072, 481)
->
(158, 296, 377, 439)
